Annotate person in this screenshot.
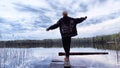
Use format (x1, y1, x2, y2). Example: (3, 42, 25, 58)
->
(46, 11, 87, 62)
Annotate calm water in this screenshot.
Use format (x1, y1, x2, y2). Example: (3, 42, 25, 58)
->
(0, 47, 120, 68)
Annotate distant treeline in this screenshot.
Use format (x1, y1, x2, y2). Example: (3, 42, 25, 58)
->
(0, 32, 120, 50)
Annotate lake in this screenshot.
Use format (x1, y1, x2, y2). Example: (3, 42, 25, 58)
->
(0, 47, 120, 68)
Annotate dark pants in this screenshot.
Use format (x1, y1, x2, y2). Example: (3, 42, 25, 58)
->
(62, 37, 71, 57)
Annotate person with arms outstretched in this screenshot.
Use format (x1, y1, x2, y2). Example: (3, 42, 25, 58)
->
(46, 11, 87, 62)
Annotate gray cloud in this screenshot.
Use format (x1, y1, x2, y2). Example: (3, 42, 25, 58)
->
(13, 3, 52, 28)
(79, 10, 120, 26)
(13, 3, 47, 13)
(79, 3, 88, 12)
(0, 0, 120, 40)
(0, 17, 9, 23)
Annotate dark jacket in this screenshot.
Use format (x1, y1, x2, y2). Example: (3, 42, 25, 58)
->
(47, 16, 86, 37)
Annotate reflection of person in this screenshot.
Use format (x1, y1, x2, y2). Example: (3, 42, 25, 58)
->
(46, 11, 87, 62)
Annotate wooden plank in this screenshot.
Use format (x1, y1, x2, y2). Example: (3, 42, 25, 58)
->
(50, 59, 87, 68)
(50, 60, 64, 68)
(59, 52, 108, 56)
(50, 59, 71, 68)
(50, 62, 64, 68)
(72, 65, 87, 68)
(64, 61, 71, 68)
(52, 59, 63, 62)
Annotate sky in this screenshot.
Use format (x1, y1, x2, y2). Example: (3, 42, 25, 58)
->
(0, 0, 120, 40)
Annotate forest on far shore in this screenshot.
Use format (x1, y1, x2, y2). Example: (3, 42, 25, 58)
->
(0, 32, 120, 50)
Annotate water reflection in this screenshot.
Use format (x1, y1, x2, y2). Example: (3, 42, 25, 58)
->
(0, 47, 119, 68)
(92, 43, 120, 63)
(0, 48, 29, 68)
(113, 49, 120, 64)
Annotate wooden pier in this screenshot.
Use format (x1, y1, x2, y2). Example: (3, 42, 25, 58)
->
(50, 60, 87, 68)
(50, 60, 64, 68)
(50, 52, 108, 68)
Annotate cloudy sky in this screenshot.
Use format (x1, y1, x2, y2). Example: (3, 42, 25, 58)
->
(0, 0, 120, 40)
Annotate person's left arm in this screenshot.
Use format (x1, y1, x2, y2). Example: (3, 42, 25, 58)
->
(46, 19, 61, 31)
(74, 16, 87, 24)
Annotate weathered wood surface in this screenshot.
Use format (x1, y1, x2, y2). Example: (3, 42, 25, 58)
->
(50, 61, 64, 68)
(50, 59, 87, 68)
(64, 61, 71, 68)
(59, 52, 108, 56)
(50, 52, 108, 68)
(50, 59, 64, 68)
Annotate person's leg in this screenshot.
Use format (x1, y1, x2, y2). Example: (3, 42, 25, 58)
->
(62, 37, 71, 61)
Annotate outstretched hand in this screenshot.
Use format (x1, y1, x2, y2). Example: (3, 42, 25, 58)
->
(84, 16, 87, 19)
(81, 16, 87, 20)
(46, 28, 49, 31)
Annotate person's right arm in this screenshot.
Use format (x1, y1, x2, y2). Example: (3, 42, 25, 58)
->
(46, 19, 61, 31)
